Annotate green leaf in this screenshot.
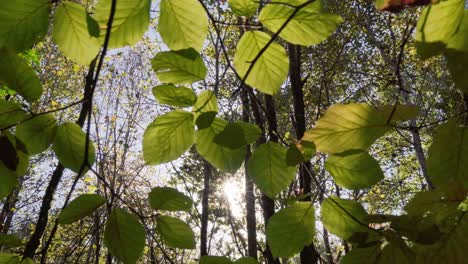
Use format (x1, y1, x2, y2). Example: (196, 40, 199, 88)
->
(302, 103, 391, 154)
(0, 0, 50, 52)
(214, 123, 247, 149)
(195, 118, 246, 173)
(325, 150, 384, 190)
(143, 110, 194, 165)
(214, 121, 261, 149)
(414, 214, 468, 264)
(235, 121, 262, 145)
(228, 0, 259, 17)
(0, 162, 17, 201)
(0, 234, 22, 248)
(16, 114, 57, 155)
(404, 186, 466, 224)
(267, 202, 315, 258)
(286, 141, 315, 166)
(53, 1, 101, 65)
(341, 242, 414, 264)
(152, 84, 197, 107)
(0, 100, 28, 129)
(151, 49, 207, 84)
(380, 104, 419, 123)
(157, 215, 196, 249)
(104, 208, 146, 264)
(415, 0, 465, 59)
(52, 122, 96, 173)
(247, 142, 296, 198)
(58, 194, 106, 224)
(446, 11, 468, 93)
(21, 258, 35, 264)
(93, 0, 150, 48)
(0, 49, 43, 102)
(0, 254, 20, 264)
(233, 257, 259, 264)
(196, 111, 217, 129)
(200, 256, 232, 264)
(148, 187, 192, 212)
(259, 0, 343, 46)
(321, 197, 378, 243)
(426, 120, 468, 188)
(192, 90, 219, 119)
(158, 0, 208, 52)
(234, 31, 289, 95)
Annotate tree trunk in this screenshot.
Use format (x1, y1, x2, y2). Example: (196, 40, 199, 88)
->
(263, 94, 281, 264)
(241, 86, 258, 259)
(288, 43, 321, 264)
(200, 160, 212, 257)
(0, 177, 23, 234)
(22, 59, 97, 260)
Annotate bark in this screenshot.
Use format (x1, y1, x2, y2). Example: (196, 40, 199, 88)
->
(22, 59, 97, 260)
(263, 94, 281, 264)
(0, 177, 23, 234)
(288, 44, 321, 264)
(200, 160, 212, 257)
(241, 86, 258, 259)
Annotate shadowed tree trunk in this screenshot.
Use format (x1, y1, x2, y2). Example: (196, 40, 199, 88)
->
(241, 85, 258, 259)
(22, 59, 97, 260)
(288, 43, 321, 264)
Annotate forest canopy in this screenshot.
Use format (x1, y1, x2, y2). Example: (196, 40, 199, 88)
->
(0, 0, 467, 263)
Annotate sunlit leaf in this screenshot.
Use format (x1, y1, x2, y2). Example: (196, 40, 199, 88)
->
(259, 0, 343, 46)
(53, 2, 100, 65)
(195, 118, 245, 173)
(192, 90, 218, 119)
(148, 187, 192, 212)
(157, 215, 196, 249)
(143, 110, 194, 165)
(321, 197, 379, 243)
(303, 104, 391, 154)
(58, 194, 106, 224)
(52, 122, 96, 173)
(267, 202, 315, 258)
(234, 31, 289, 95)
(104, 208, 146, 264)
(415, 0, 465, 59)
(152, 84, 197, 107)
(214, 121, 261, 149)
(151, 49, 207, 84)
(94, 0, 151, 48)
(326, 150, 384, 190)
(228, 0, 259, 17)
(247, 142, 296, 198)
(159, 0, 208, 52)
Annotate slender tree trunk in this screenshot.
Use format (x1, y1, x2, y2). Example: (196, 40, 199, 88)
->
(200, 160, 212, 257)
(262, 95, 281, 264)
(288, 44, 321, 264)
(401, 83, 433, 190)
(0, 177, 23, 234)
(22, 59, 97, 260)
(241, 86, 258, 259)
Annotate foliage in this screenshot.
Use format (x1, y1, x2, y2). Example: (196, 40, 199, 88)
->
(0, 0, 467, 263)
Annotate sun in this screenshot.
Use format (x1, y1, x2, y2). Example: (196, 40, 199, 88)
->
(222, 178, 244, 219)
